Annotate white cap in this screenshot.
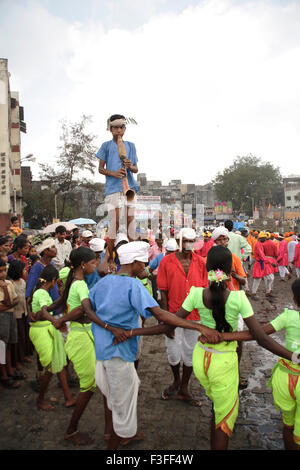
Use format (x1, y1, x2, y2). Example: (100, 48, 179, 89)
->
(178, 228, 196, 251)
(82, 230, 93, 238)
(165, 239, 178, 252)
(89, 238, 105, 252)
(114, 232, 129, 247)
(211, 226, 229, 240)
(117, 241, 149, 265)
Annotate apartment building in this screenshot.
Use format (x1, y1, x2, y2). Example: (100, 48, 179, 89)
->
(0, 58, 26, 234)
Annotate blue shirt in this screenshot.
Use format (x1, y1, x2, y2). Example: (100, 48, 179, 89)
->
(90, 274, 158, 362)
(85, 268, 101, 290)
(25, 261, 59, 302)
(96, 139, 139, 196)
(149, 253, 165, 271)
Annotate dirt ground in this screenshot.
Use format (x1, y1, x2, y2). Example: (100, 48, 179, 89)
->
(0, 269, 298, 452)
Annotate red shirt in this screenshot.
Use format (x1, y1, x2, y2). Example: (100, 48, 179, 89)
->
(263, 239, 278, 258)
(195, 239, 214, 257)
(157, 252, 208, 321)
(294, 242, 300, 268)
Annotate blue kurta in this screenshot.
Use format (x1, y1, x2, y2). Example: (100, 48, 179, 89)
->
(90, 274, 158, 362)
(96, 139, 139, 196)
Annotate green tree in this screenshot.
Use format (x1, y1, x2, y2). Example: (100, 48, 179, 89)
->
(212, 155, 284, 215)
(39, 114, 97, 220)
(23, 186, 55, 228)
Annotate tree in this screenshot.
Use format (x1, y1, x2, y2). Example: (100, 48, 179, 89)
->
(39, 114, 97, 220)
(212, 155, 284, 215)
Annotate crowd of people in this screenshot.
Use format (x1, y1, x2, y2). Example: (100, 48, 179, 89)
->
(1, 114, 300, 451)
(1, 215, 300, 450)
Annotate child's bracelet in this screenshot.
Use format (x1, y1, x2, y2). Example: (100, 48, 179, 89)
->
(130, 329, 133, 337)
(104, 323, 108, 329)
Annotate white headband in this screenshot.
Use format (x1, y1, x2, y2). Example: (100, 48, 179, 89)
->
(107, 118, 126, 130)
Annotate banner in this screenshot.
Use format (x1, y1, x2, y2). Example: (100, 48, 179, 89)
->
(214, 202, 232, 215)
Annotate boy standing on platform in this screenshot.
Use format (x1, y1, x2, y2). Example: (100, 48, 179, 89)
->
(96, 115, 139, 266)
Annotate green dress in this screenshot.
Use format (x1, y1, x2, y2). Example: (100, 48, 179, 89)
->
(182, 287, 253, 437)
(65, 280, 96, 393)
(29, 289, 67, 373)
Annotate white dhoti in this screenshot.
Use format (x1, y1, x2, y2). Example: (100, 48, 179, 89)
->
(252, 274, 274, 294)
(95, 358, 140, 439)
(278, 266, 290, 279)
(165, 322, 200, 367)
(296, 268, 300, 278)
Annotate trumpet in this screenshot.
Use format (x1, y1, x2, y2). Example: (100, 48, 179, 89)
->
(117, 135, 135, 202)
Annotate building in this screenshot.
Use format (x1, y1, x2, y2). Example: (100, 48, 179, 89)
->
(0, 58, 26, 234)
(284, 175, 300, 210)
(283, 175, 300, 222)
(136, 173, 219, 227)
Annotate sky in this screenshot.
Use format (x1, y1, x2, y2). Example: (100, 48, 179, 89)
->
(1, 0, 300, 187)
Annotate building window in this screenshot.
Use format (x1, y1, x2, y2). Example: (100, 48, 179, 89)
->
(287, 196, 291, 201)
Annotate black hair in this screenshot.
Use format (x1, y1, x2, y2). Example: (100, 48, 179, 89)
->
(7, 260, 25, 280)
(11, 216, 18, 224)
(292, 279, 300, 307)
(110, 114, 125, 123)
(224, 220, 233, 232)
(29, 254, 39, 263)
(9, 236, 28, 254)
(61, 247, 96, 308)
(0, 259, 6, 268)
(0, 236, 10, 246)
(33, 264, 59, 294)
(55, 225, 67, 234)
(206, 245, 233, 333)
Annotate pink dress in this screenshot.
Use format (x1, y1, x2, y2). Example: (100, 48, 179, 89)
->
(252, 241, 275, 279)
(294, 242, 300, 268)
(277, 240, 289, 267)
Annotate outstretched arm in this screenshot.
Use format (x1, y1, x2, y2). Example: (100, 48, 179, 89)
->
(114, 306, 221, 344)
(221, 316, 297, 362)
(217, 322, 275, 342)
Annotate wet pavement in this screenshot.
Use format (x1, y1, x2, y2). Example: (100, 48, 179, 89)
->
(0, 272, 297, 451)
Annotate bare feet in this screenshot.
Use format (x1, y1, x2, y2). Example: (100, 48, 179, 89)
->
(176, 392, 201, 407)
(120, 432, 146, 446)
(37, 399, 55, 411)
(64, 430, 94, 445)
(64, 398, 76, 408)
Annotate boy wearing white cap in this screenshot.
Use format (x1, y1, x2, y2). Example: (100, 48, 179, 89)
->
(89, 241, 219, 449)
(157, 228, 208, 406)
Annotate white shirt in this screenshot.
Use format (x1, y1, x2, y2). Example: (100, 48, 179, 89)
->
(52, 238, 72, 271)
(288, 240, 298, 263)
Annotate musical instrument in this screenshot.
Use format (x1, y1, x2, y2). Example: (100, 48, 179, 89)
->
(117, 135, 135, 202)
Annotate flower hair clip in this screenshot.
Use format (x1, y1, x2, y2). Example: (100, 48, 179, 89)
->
(208, 269, 229, 284)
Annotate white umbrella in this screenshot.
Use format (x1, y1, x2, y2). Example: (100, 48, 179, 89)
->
(69, 218, 97, 225)
(42, 222, 78, 233)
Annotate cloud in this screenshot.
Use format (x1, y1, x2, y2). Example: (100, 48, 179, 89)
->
(2, 0, 300, 185)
